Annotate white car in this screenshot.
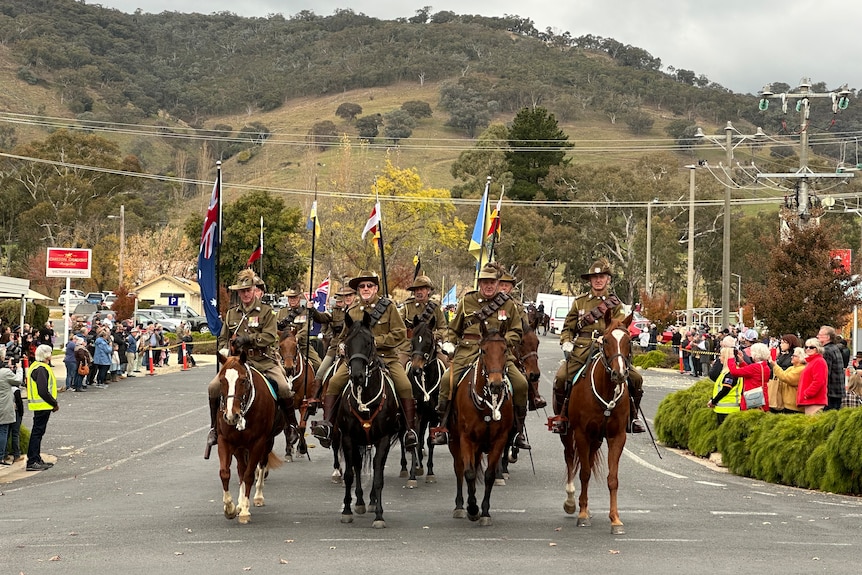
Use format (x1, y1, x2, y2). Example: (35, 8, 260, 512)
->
(59, 289, 85, 306)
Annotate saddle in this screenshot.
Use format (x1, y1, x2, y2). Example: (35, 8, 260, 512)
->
(249, 365, 278, 400)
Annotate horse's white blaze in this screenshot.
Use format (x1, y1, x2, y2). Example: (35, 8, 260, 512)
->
(610, 329, 627, 373)
(225, 368, 239, 415)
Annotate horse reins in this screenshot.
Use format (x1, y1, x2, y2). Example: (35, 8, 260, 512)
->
(223, 363, 257, 431)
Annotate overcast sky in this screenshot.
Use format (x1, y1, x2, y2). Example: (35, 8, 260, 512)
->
(93, 0, 859, 96)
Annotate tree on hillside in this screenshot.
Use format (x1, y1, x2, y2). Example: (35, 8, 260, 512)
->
(401, 100, 432, 118)
(439, 79, 496, 138)
(748, 221, 862, 337)
(356, 114, 383, 140)
(383, 109, 416, 144)
(335, 102, 363, 121)
(626, 110, 655, 135)
(308, 120, 339, 151)
(450, 123, 512, 198)
(505, 107, 571, 201)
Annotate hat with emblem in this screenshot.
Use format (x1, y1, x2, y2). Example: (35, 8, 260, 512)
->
(477, 264, 502, 281)
(407, 275, 435, 291)
(580, 258, 613, 280)
(282, 287, 302, 297)
(335, 282, 356, 296)
(254, 274, 266, 287)
(229, 269, 258, 290)
(499, 269, 516, 283)
(348, 270, 379, 291)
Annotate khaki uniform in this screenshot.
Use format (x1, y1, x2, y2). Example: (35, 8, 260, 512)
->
(553, 290, 643, 392)
(440, 290, 528, 408)
(276, 305, 322, 371)
(325, 294, 412, 400)
(309, 305, 347, 381)
(208, 297, 293, 400)
(400, 298, 448, 338)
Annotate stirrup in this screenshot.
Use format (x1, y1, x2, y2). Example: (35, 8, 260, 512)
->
(514, 434, 531, 450)
(628, 418, 647, 434)
(430, 426, 449, 445)
(204, 428, 217, 459)
(546, 415, 568, 434)
(404, 429, 418, 450)
(311, 420, 332, 448)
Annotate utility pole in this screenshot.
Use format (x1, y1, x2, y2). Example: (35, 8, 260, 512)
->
(757, 79, 854, 229)
(685, 166, 696, 327)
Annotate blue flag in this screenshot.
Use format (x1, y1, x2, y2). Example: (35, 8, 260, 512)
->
(442, 285, 457, 307)
(197, 174, 223, 335)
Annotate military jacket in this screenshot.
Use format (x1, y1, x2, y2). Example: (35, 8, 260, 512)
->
(341, 294, 406, 358)
(310, 306, 347, 350)
(559, 290, 625, 347)
(218, 297, 278, 369)
(276, 305, 314, 351)
(400, 297, 448, 339)
(445, 290, 521, 370)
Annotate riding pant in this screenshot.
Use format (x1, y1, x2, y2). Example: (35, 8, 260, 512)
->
(325, 354, 413, 400)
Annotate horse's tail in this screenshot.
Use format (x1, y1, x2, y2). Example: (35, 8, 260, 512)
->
(266, 451, 285, 470)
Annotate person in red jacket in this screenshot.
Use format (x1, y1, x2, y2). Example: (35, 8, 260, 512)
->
(797, 338, 828, 415)
(726, 342, 771, 411)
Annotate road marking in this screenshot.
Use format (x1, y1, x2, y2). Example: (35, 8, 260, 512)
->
(695, 481, 726, 487)
(183, 540, 246, 544)
(80, 427, 203, 477)
(710, 511, 778, 516)
(622, 538, 703, 542)
(775, 541, 853, 546)
(465, 538, 553, 542)
(751, 490, 777, 496)
(320, 538, 394, 542)
(623, 448, 687, 479)
(811, 500, 862, 508)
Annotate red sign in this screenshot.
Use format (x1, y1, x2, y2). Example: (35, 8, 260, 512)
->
(46, 248, 92, 278)
(830, 249, 852, 273)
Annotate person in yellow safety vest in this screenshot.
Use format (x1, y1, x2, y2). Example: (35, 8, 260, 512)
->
(26, 344, 59, 471)
(707, 337, 742, 425)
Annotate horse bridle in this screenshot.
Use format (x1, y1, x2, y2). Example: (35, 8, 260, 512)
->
(590, 327, 631, 417)
(222, 363, 257, 430)
(471, 345, 510, 421)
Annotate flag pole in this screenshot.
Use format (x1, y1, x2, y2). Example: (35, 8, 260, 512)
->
(215, 160, 223, 375)
(258, 215, 264, 282)
(488, 185, 504, 263)
(374, 188, 389, 297)
(305, 181, 318, 368)
(474, 176, 491, 288)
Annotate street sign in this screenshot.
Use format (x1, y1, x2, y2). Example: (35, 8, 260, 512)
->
(168, 295, 179, 306)
(46, 248, 92, 278)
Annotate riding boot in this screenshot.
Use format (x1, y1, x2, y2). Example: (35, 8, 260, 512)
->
(552, 387, 568, 416)
(305, 378, 323, 415)
(278, 397, 299, 444)
(532, 385, 547, 410)
(401, 398, 419, 450)
(311, 395, 337, 449)
(627, 376, 646, 434)
(204, 396, 220, 460)
(513, 405, 531, 450)
(430, 398, 449, 445)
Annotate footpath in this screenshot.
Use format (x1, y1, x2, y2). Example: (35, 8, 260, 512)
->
(0, 353, 216, 485)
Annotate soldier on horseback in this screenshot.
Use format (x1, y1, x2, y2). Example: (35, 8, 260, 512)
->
(431, 263, 532, 449)
(276, 287, 322, 372)
(204, 269, 296, 459)
(400, 275, 448, 338)
(551, 258, 646, 433)
(310, 271, 419, 450)
(306, 283, 355, 392)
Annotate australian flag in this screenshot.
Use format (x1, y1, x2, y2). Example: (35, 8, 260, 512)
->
(308, 276, 330, 337)
(197, 172, 223, 335)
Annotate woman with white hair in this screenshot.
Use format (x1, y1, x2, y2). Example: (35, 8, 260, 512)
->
(727, 341, 772, 411)
(26, 344, 59, 471)
(797, 338, 828, 415)
(768, 346, 806, 413)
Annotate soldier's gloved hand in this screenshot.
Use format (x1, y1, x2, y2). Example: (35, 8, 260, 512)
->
(219, 347, 230, 358)
(338, 343, 346, 357)
(561, 341, 574, 354)
(441, 342, 455, 356)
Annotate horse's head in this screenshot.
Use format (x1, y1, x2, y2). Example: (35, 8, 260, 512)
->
(278, 330, 299, 377)
(343, 311, 376, 388)
(601, 312, 633, 385)
(219, 355, 253, 427)
(409, 315, 436, 379)
(517, 319, 541, 384)
(478, 320, 509, 396)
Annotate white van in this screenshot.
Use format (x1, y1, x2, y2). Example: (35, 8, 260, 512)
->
(548, 297, 576, 334)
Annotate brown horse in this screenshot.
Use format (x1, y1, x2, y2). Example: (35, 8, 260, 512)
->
(560, 311, 633, 534)
(216, 346, 284, 524)
(501, 320, 543, 473)
(448, 320, 514, 526)
(278, 329, 316, 460)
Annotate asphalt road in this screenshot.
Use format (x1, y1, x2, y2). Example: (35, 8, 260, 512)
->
(3, 335, 861, 574)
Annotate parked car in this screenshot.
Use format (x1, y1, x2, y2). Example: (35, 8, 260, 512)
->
(85, 292, 106, 305)
(136, 309, 180, 332)
(103, 294, 117, 309)
(149, 305, 211, 333)
(59, 289, 86, 307)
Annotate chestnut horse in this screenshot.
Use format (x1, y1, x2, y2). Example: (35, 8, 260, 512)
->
(403, 316, 445, 486)
(278, 329, 316, 460)
(560, 312, 633, 534)
(215, 345, 284, 524)
(449, 321, 514, 526)
(336, 311, 402, 529)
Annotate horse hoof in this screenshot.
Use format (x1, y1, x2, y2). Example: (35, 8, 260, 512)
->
(224, 509, 238, 520)
(399, 469, 409, 478)
(468, 513, 480, 522)
(298, 442, 308, 455)
(577, 517, 591, 527)
(612, 525, 626, 535)
(238, 514, 251, 525)
(284, 453, 294, 463)
(479, 517, 492, 527)
(563, 502, 576, 515)
(341, 514, 353, 524)
(372, 520, 386, 529)
(331, 471, 343, 485)
(494, 478, 506, 487)
(253, 498, 264, 507)
(502, 472, 510, 480)
(407, 479, 418, 489)
(415, 466, 424, 476)
(453, 509, 467, 519)
(354, 504, 366, 515)
(425, 474, 436, 484)
(508, 454, 518, 464)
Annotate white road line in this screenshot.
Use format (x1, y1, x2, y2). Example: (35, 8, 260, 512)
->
(465, 538, 553, 542)
(710, 511, 778, 516)
(182, 540, 246, 544)
(622, 538, 703, 542)
(775, 541, 853, 546)
(320, 538, 394, 542)
(695, 481, 726, 487)
(811, 500, 862, 508)
(751, 490, 777, 496)
(623, 448, 687, 479)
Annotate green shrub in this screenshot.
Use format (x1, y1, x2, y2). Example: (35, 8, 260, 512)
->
(687, 408, 719, 456)
(6, 424, 29, 456)
(820, 408, 862, 494)
(714, 409, 766, 476)
(633, 350, 665, 369)
(654, 379, 712, 448)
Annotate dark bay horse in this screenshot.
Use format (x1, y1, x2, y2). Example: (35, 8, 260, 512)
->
(560, 312, 633, 534)
(216, 344, 285, 524)
(501, 320, 543, 476)
(403, 316, 445, 486)
(278, 329, 316, 460)
(336, 311, 402, 528)
(449, 321, 514, 526)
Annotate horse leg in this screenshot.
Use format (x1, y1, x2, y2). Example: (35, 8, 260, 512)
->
(425, 432, 436, 484)
(399, 435, 409, 478)
(481, 439, 508, 526)
(464, 451, 481, 522)
(495, 458, 506, 487)
(607, 432, 627, 535)
(253, 462, 266, 507)
(219, 446, 238, 520)
(575, 432, 593, 527)
(340, 440, 356, 523)
(371, 438, 392, 528)
(450, 439, 466, 518)
(238, 446, 264, 524)
(562, 429, 578, 516)
(352, 445, 366, 515)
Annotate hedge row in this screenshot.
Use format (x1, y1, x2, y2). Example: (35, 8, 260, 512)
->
(653, 380, 862, 494)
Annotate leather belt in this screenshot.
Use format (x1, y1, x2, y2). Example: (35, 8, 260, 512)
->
(246, 349, 266, 358)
